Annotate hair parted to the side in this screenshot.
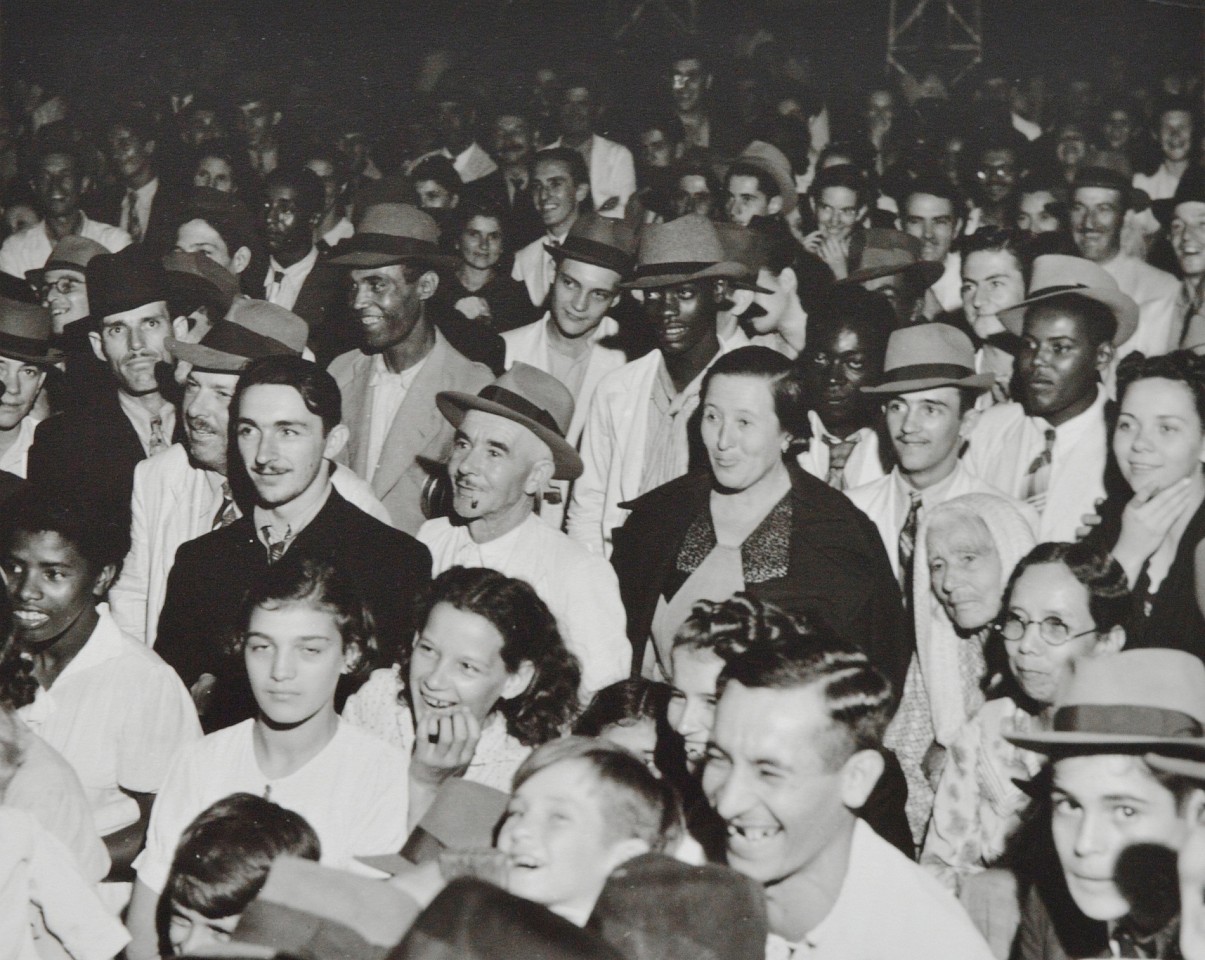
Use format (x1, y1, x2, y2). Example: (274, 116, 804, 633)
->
(574, 678, 673, 738)
(226, 557, 377, 684)
(234, 354, 343, 435)
(405, 566, 582, 747)
(532, 147, 590, 192)
(1117, 349, 1205, 429)
(166, 792, 320, 919)
(511, 736, 684, 853)
(1001, 541, 1131, 634)
(701, 346, 810, 442)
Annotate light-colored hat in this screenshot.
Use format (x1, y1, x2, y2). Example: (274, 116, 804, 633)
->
(437, 362, 583, 480)
(329, 202, 457, 270)
(25, 235, 108, 285)
(998, 254, 1139, 346)
(861, 323, 996, 395)
(735, 140, 797, 215)
(166, 298, 307, 371)
(1006, 649, 1205, 754)
(622, 214, 749, 290)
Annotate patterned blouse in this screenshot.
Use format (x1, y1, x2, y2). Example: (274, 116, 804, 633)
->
(342, 666, 532, 793)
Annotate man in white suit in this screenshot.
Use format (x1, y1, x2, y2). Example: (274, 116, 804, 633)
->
(109, 299, 389, 646)
(511, 148, 591, 309)
(550, 76, 636, 219)
(502, 213, 636, 528)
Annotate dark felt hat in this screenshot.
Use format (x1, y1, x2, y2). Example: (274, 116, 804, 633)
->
(712, 222, 774, 293)
(330, 203, 457, 270)
(167, 298, 307, 372)
(838, 228, 944, 289)
(0, 297, 63, 363)
(1073, 165, 1135, 208)
(1153, 165, 1205, 227)
(548, 213, 638, 278)
(163, 249, 241, 316)
(87, 244, 169, 320)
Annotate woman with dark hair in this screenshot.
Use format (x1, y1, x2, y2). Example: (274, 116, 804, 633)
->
(573, 677, 673, 775)
(344, 565, 581, 823)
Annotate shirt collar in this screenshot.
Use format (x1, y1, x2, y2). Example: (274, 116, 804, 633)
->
(52, 604, 127, 685)
(892, 460, 961, 510)
(253, 471, 333, 545)
(269, 244, 319, 279)
(130, 177, 158, 201)
(117, 390, 173, 436)
(1031, 384, 1107, 444)
(808, 410, 872, 446)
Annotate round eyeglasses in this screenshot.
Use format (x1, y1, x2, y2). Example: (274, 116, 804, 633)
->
(997, 612, 1097, 647)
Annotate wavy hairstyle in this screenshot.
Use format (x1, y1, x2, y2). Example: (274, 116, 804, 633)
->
(1116, 350, 1205, 430)
(403, 566, 581, 747)
(672, 592, 815, 665)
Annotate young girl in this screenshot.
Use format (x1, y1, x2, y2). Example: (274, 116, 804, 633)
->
(125, 558, 411, 960)
(574, 678, 673, 775)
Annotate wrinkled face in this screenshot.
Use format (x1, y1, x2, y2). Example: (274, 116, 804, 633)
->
(1052, 754, 1190, 921)
(926, 513, 1004, 631)
(1102, 109, 1135, 151)
(106, 124, 153, 184)
(903, 193, 960, 263)
(812, 186, 864, 241)
(182, 369, 236, 472)
(192, 155, 235, 194)
(977, 149, 1019, 203)
(1071, 186, 1124, 263)
(448, 410, 546, 523)
(1055, 125, 1088, 169)
(1017, 190, 1061, 235)
(671, 58, 708, 114)
(672, 174, 714, 218)
(532, 158, 586, 232)
(0, 354, 47, 430)
(701, 373, 789, 492)
(801, 323, 877, 434)
(91, 302, 175, 396)
(236, 384, 336, 509)
(1004, 563, 1104, 704)
(491, 114, 534, 167)
(704, 681, 852, 886)
(551, 257, 621, 339)
(1160, 109, 1194, 164)
(304, 158, 341, 213)
(457, 215, 503, 271)
(726, 174, 774, 226)
(1018, 305, 1107, 425)
(168, 904, 238, 954)
(1172, 201, 1205, 279)
(498, 759, 637, 921)
(1114, 376, 1205, 493)
(349, 264, 428, 353)
(1177, 797, 1205, 960)
(667, 643, 723, 771)
(34, 153, 82, 219)
(263, 184, 313, 257)
(39, 267, 88, 331)
(245, 602, 352, 727)
(885, 386, 968, 485)
(410, 602, 526, 727)
(643, 280, 719, 356)
(639, 128, 674, 169)
(961, 249, 1027, 329)
(560, 86, 593, 140)
(176, 218, 236, 271)
(599, 718, 659, 774)
(3, 531, 107, 648)
(415, 179, 456, 210)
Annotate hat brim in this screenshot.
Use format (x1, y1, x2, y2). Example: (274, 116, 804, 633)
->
(1005, 729, 1205, 754)
(621, 260, 751, 290)
(998, 287, 1140, 347)
(166, 337, 251, 372)
(840, 259, 945, 289)
(546, 243, 632, 279)
(1146, 752, 1205, 781)
(0, 332, 64, 365)
(436, 391, 583, 481)
(327, 248, 460, 271)
(738, 158, 798, 216)
(862, 371, 997, 395)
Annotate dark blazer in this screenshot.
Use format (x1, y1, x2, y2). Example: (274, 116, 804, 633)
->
(155, 488, 432, 732)
(90, 177, 187, 257)
(611, 461, 909, 694)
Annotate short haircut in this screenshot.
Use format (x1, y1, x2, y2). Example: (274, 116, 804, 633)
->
(574, 678, 672, 738)
(166, 793, 320, 919)
(234, 354, 342, 436)
(454, 198, 507, 238)
(106, 107, 157, 145)
(961, 226, 1035, 284)
(1153, 94, 1196, 126)
(901, 177, 964, 216)
(28, 134, 85, 180)
(1117, 349, 1205, 429)
(701, 346, 809, 440)
(726, 160, 780, 201)
(532, 147, 590, 191)
(671, 158, 722, 196)
(181, 190, 258, 255)
(410, 155, 463, 198)
(718, 641, 894, 769)
(1002, 541, 1130, 633)
(263, 166, 325, 221)
(1024, 291, 1116, 347)
(803, 284, 895, 362)
(808, 163, 873, 211)
(512, 737, 684, 853)
(636, 111, 687, 147)
(2, 489, 130, 576)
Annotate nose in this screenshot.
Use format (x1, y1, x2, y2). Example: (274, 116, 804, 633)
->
(352, 283, 372, 311)
(1129, 424, 1153, 452)
(15, 569, 40, 603)
(270, 645, 296, 682)
(901, 404, 923, 433)
(253, 431, 277, 465)
(1017, 619, 1045, 657)
(678, 698, 711, 738)
(707, 764, 751, 822)
(1072, 809, 1107, 860)
(571, 286, 589, 313)
(0, 366, 17, 396)
(659, 293, 679, 319)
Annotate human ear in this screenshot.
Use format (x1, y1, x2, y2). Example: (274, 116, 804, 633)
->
(574, 182, 591, 206)
(342, 644, 362, 675)
(500, 660, 536, 700)
(231, 246, 252, 274)
(958, 406, 981, 441)
(89, 330, 106, 362)
(767, 196, 783, 216)
(323, 423, 350, 461)
(417, 270, 440, 301)
(839, 748, 885, 810)
(1095, 624, 1126, 655)
(1095, 341, 1115, 372)
(93, 562, 119, 598)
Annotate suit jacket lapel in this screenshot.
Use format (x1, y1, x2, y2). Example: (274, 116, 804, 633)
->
(370, 332, 450, 498)
(343, 353, 374, 478)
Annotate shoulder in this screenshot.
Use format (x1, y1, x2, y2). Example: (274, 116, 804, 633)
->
(621, 470, 708, 517)
(599, 351, 660, 391)
(334, 717, 410, 765)
(186, 719, 253, 764)
(134, 443, 191, 482)
(501, 319, 542, 351)
(174, 517, 252, 564)
(972, 400, 1027, 435)
(416, 516, 455, 547)
(328, 349, 367, 381)
(845, 473, 892, 510)
(436, 338, 494, 387)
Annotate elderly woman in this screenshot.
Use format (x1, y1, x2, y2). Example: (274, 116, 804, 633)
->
(611, 346, 907, 694)
(884, 493, 1037, 845)
(922, 541, 1128, 891)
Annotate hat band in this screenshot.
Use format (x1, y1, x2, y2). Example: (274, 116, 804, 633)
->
(195, 322, 296, 363)
(1027, 283, 1091, 298)
(478, 385, 565, 439)
(632, 260, 719, 278)
(558, 237, 635, 273)
(1052, 704, 1204, 738)
(0, 329, 54, 359)
(880, 362, 976, 383)
(340, 233, 442, 262)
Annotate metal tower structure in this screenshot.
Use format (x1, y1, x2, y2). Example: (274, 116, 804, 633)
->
(887, 0, 983, 89)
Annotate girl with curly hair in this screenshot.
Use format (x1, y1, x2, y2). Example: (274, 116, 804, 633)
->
(343, 565, 582, 826)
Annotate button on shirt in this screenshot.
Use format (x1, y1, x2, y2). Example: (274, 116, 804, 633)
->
(366, 353, 427, 482)
(264, 246, 319, 312)
(118, 391, 176, 458)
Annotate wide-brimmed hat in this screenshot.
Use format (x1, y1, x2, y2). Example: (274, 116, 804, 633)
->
(25, 235, 108, 286)
(87, 244, 169, 320)
(861, 322, 995, 395)
(166, 298, 307, 371)
(998, 254, 1139, 346)
(712, 222, 774, 294)
(0, 297, 63, 364)
(436, 363, 583, 480)
(329, 202, 457, 270)
(163, 249, 240, 316)
(838, 228, 944, 289)
(1006, 649, 1205, 754)
(734, 140, 797, 215)
(622, 214, 748, 290)
(1153, 164, 1205, 227)
(547, 213, 637, 278)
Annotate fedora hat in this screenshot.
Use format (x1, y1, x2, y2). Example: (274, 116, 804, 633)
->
(87, 244, 169, 320)
(1073, 165, 1135, 208)
(998, 254, 1139, 346)
(166, 298, 307, 371)
(436, 363, 583, 480)
(838, 228, 944, 289)
(735, 140, 797, 215)
(712, 222, 774, 293)
(1006, 649, 1205, 754)
(547, 212, 637, 278)
(861, 322, 995, 395)
(163, 249, 240, 316)
(25, 234, 108, 286)
(329, 202, 457, 270)
(622, 214, 748, 290)
(1153, 164, 1205, 228)
(0, 297, 63, 364)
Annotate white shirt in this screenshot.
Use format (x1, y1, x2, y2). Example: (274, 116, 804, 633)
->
(931, 250, 963, 313)
(0, 215, 130, 279)
(1133, 164, 1183, 202)
(321, 216, 354, 249)
(795, 412, 885, 491)
(1102, 253, 1182, 364)
(117, 392, 175, 458)
(411, 142, 498, 184)
(367, 353, 427, 482)
(134, 718, 411, 894)
(0, 414, 40, 477)
(418, 513, 630, 695)
(17, 605, 201, 836)
(764, 820, 994, 959)
(265, 245, 319, 312)
(1012, 112, 1042, 142)
(121, 177, 158, 239)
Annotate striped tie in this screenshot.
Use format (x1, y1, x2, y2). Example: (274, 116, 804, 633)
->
(1024, 428, 1056, 512)
(126, 189, 142, 243)
(823, 435, 860, 491)
(212, 482, 238, 529)
(262, 526, 291, 564)
(898, 492, 922, 599)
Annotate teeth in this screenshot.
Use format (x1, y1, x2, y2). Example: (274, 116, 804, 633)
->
(13, 611, 48, 625)
(729, 824, 779, 841)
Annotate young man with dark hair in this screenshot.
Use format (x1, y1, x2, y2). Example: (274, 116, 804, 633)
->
(547, 75, 636, 220)
(99, 108, 184, 254)
(900, 178, 965, 314)
(174, 187, 260, 287)
(512, 147, 592, 308)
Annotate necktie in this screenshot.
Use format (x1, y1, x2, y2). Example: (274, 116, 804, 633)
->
(148, 414, 169, 457)
(126, 189, 142, 243)
(508, 174, 526, 204)
(1024, 428, 1056, 511)
(822, 434, 860, 491)
(212, 481, 239, 530)
(898, 491, 922, 596)
(267, 269, 285, 303)
(262, 525, 291, 564)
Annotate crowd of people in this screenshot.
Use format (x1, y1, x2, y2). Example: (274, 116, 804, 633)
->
(1, 13, 1205, 960)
